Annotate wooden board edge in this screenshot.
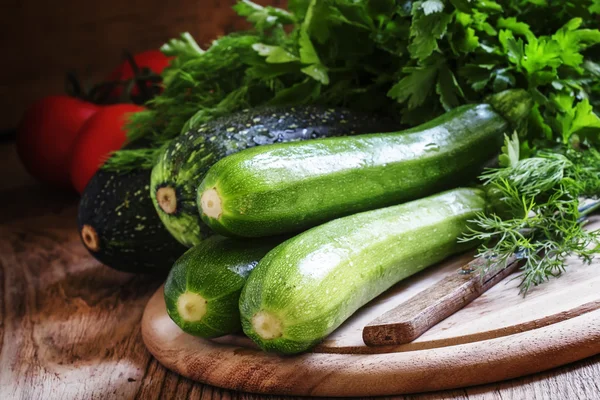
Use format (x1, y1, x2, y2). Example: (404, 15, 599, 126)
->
(314, 300, 600, 355)
(142, 287, 600, 397)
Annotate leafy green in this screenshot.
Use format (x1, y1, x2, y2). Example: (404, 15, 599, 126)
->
(251, 43, 299, 63)
(408, 2, 453, 62)
(463, 135, 600, 293)
(161, 32, 204, 59)
(233, 0, 296, 31)
(107, 0, 600, 171)
(498, 132, 520, 168)
(388, 63, 439, 109)
(553, 96, 600, 144)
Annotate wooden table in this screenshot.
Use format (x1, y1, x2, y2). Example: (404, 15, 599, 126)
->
(1, 142, 599, 400)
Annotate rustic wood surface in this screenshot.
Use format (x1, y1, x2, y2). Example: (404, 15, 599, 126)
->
(0, 0, 285, 132)
(1, 142, 600, 399)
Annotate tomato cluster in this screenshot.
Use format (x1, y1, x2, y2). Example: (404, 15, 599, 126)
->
(16, 50, 169, 193)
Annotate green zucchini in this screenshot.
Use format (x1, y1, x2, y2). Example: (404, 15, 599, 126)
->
(78, 168, 187, 273)
(239, 188, 487, 354)
(198, 90, 531, 238)
(164, 236, 280, 337)
(151, 106, 399, 247)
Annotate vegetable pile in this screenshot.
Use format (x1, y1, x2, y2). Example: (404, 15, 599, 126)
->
(72, 1, 599, 355)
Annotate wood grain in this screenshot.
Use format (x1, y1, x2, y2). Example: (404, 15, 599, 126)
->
(0, 0, 286, 131)
(0, 213, 162, 399)
(363, 255, 521, 346)
(142, 287, 600, 397)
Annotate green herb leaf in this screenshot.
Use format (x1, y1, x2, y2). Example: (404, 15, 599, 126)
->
(252, 43, 300, 63)
(408, 3, 453, 62)
(233, 0, 296, 30)
(476, 0, 503, 13)
(463, 147, 600, 293)
(497, 17, 534, 39)
(268, 78, 321, 105)
(388, 64, 439, 108)
(298, 0, 330, 84)
(436, 63, 464, 110)
(553, 95, 600, 144)
(552, 18, 600, 70)
(449, 0, 474, 13)
(161, 32, 204, 58)
(498, 131, 520, 168)
(421, 0, 445, 15)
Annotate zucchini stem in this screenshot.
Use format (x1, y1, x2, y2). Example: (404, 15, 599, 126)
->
(177, 292, 207, 322)
(252, 311, 283, 340)
(200, 188, 223, 219)
(157, 186, 178, 215)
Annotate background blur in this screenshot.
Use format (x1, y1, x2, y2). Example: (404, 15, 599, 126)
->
(0, 0, 284, 133)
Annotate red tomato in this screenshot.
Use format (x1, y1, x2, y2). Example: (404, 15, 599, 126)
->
(69, 104, 144, 193)
(108, 50, 171, 97)
(17, 96, 100, 189)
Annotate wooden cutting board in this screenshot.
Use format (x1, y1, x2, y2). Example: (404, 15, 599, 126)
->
(142, 217, 600, 397)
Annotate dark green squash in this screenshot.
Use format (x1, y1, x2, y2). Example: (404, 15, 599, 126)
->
(150, 106, 399, 247)
(78, 167, 187, 273)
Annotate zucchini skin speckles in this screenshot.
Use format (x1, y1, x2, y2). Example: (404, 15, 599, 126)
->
(151, 106, 399, 247)
(78, 168, 187, 273)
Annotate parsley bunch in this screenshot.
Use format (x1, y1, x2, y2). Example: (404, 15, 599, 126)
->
(106, 0, 600, 170)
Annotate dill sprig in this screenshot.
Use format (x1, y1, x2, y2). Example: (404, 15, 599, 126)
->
(462, 133, 600, 294)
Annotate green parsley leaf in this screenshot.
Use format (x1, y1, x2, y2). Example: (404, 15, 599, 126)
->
(475, 0, 503, 13)
(449, 0, 475, 13)
(301, 64, 330, 84)
(553, 95, 600, 144)
(499, 131, 521, 168)
(161, 32, 204, 58)
(421, 0, 445, 15)
(298, 0, 330, 84)
(268, 78, 321, 105)
(529, 103, 554, 141)
(499, 30, 524, 68)
(552, 18, 600, 70)
(436, 63, 464, 110)
(388, 64, 439, 108)
(252, 43, 300, 63)
(566, 99, 600, 144)
(497, 17, 534, 39)
(521, 36, 562, 75)
(233, 0, 295, 31)
(408, 3, 453, 62)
